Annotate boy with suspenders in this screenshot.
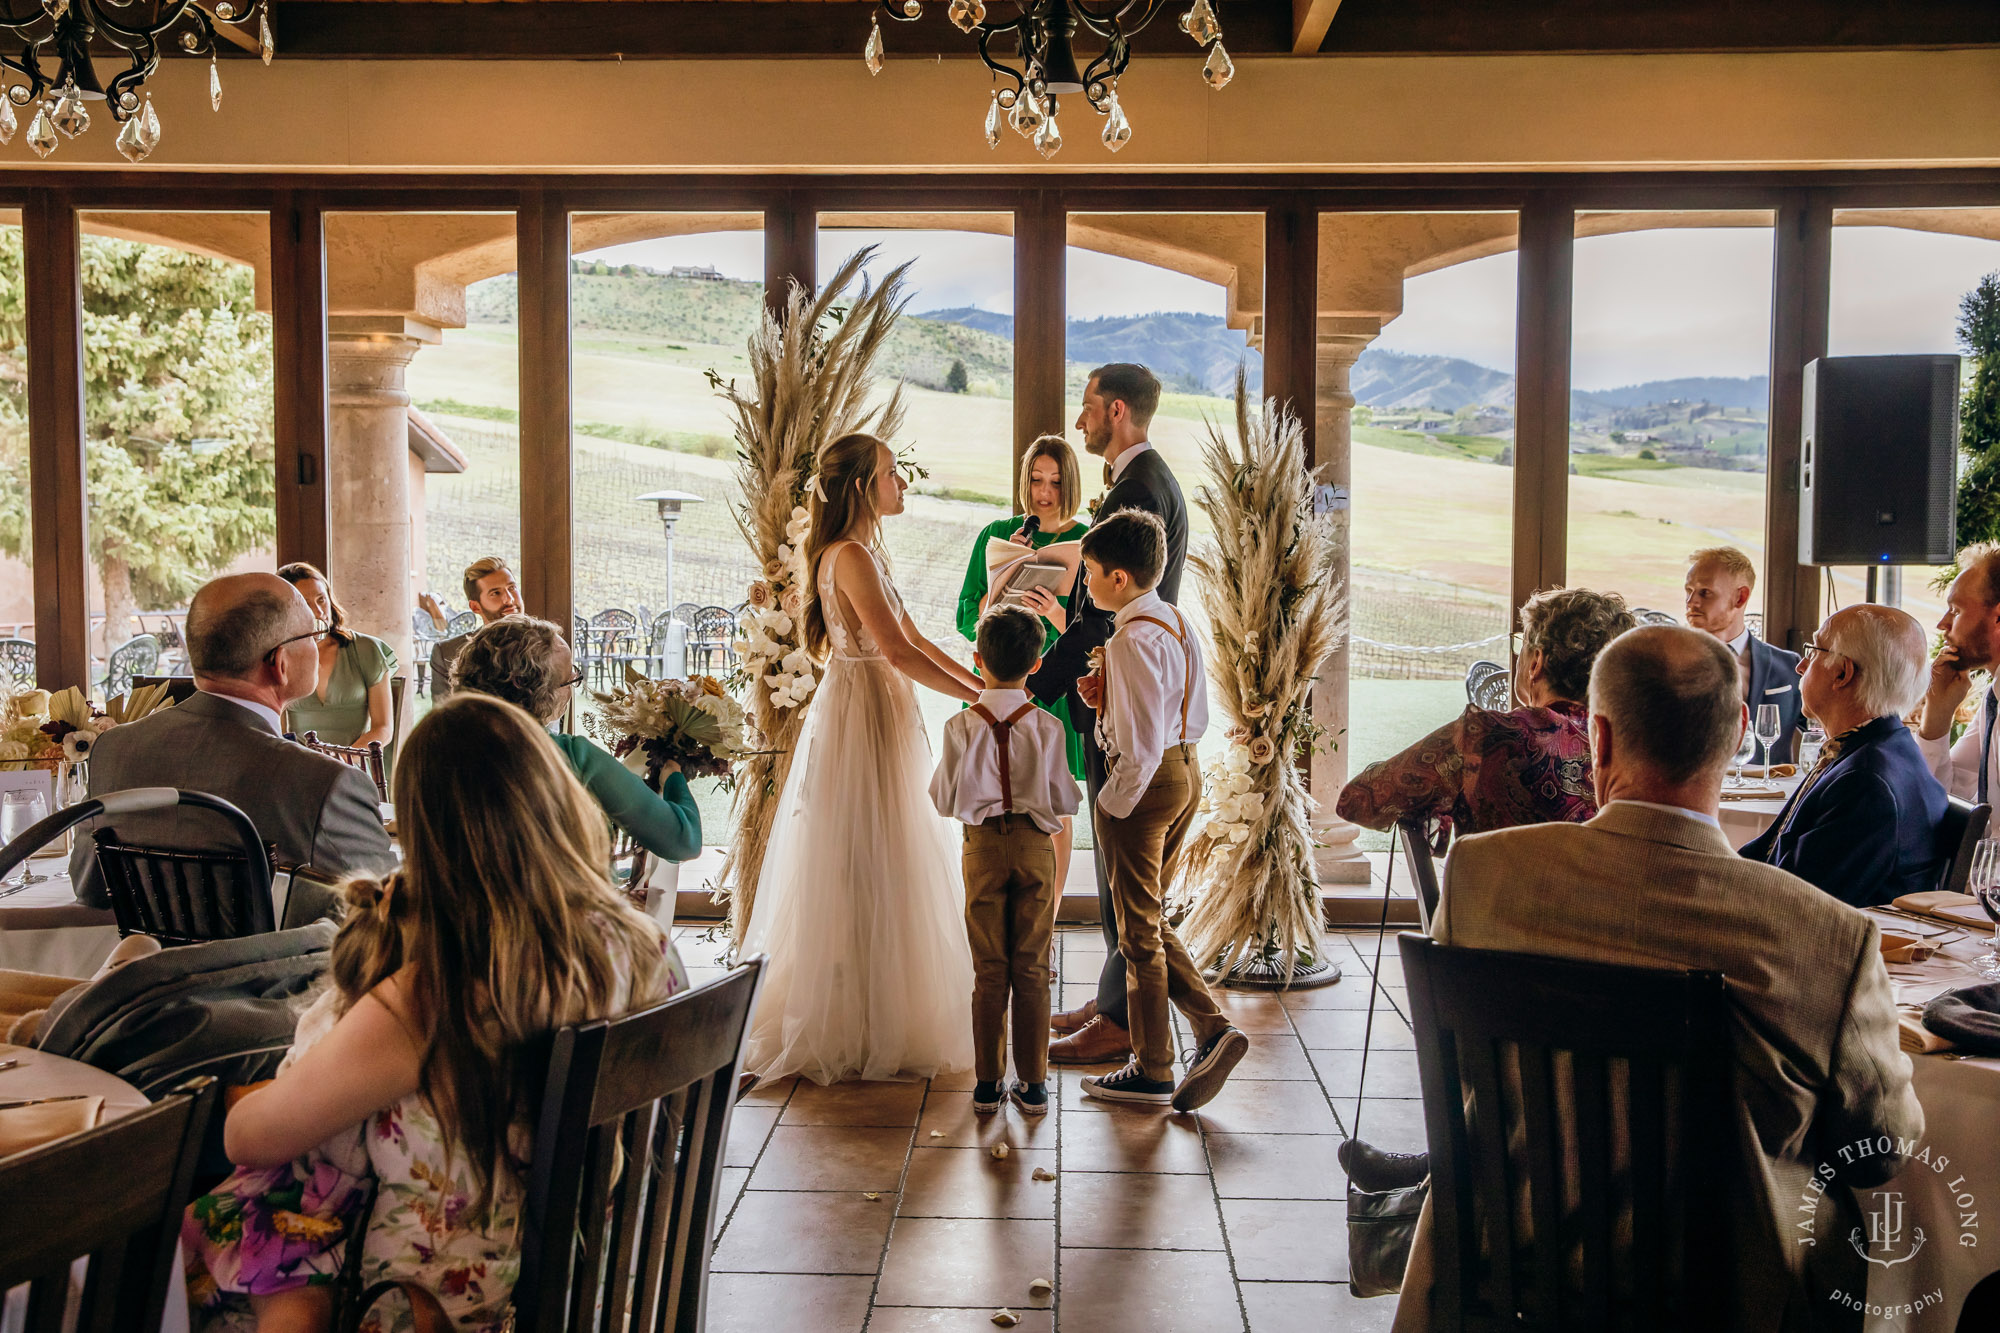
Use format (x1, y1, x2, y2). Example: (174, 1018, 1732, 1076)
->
(1074, 510, 1249, 1111)
(930, 606, 1084, 1116)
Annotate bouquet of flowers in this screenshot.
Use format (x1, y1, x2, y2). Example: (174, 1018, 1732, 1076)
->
(0, 683, 176, 769)
(590, 667, 754, 787)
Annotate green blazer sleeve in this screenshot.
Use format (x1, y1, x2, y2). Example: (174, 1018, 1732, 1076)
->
(957, 518, 1010, 643)
(554, 733, 703, 862)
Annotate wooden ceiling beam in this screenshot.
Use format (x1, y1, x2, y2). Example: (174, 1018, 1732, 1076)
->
(1291, 0, 1344, 56)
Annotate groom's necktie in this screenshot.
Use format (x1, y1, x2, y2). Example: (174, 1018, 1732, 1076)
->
(1981, 688, 1996, 807)
(971, 701, 1036, 814)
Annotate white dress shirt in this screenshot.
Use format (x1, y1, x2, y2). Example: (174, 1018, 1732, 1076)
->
(198, 688, 283, 736)
(930, 688, 1082, 836)
(1726, 626, 1754, 705)
(1603, 798, 1721, 831)
(1095, 590, 1211, 819)
(1108, 439, 1154, 483)
(1916, 684, 1997, 803)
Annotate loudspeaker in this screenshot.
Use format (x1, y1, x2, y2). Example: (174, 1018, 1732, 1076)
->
(1800, 354, 1960, 567)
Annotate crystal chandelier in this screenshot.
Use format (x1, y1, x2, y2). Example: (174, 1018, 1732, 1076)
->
(865, 0, 1232, 159)
(0, 0, 273, 162)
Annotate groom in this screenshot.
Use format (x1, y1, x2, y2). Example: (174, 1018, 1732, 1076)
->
(1028, 362, 1189, 1065)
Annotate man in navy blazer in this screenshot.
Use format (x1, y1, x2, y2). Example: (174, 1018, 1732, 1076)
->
(1741, 604, 1948, 908)
(1685, 546, 1803, 763)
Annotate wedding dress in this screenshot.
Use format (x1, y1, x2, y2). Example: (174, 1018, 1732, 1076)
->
(741, 540, 975, 1084)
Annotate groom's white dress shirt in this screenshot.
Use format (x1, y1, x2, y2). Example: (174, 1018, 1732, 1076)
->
(930, 688, 1082, 836)
(1107, 439, 1154, 484)
(1095, 590, 1210, 819)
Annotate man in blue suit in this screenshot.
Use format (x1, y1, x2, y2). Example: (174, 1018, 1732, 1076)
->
(1741, 604, 1948, 907)
(1685, 546, 1804, 763)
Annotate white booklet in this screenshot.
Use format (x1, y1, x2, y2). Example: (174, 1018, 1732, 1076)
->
(985, 534, 1082, 609)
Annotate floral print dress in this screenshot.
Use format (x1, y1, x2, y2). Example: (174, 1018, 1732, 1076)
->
(185, 923, 688, 1332)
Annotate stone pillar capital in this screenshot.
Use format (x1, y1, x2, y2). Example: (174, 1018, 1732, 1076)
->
(327, 317, 443, 407)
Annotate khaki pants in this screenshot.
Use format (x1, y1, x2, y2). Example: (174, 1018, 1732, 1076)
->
(963, 815, 1060, 1084)
(1096, 745, 1227, 1081)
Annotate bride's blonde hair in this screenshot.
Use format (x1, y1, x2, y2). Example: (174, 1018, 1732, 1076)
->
(803, 431, 888, 660)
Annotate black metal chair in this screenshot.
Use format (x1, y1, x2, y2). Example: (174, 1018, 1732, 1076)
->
(1397, 820, 1443, 932)
(1466, 660, 1512, 712)
(131, 673, 200, 704)
(0, 635, 35, 693)
(1938, 795, 1992, 895)
(340, 957, 767, 1333)
(100, 633, 160, 699)
(70, 790, 278, 946)
(1400, 934, 1735, 1332)
(0, 1076, 218, 1333)
(691, 606, 738, 675)
(591, 607, 645, 684)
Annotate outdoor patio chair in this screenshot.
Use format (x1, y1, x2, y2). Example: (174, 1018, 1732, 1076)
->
(445, 610, 481, 637)
(1744, 611, 1764, 640)
(1463, 659, 1505, 704)
(691, 605, 738, 675)
(1630, 607, 1680, 627)
(101, 633, 160, 699)
(0, 635, 34, 693)
(1467, 661, 1513, 712)
(591, 607, 645, 685)
(647, 609, 678, 677)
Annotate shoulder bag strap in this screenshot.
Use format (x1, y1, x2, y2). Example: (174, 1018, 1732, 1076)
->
(1350, 848, 1398, 1144)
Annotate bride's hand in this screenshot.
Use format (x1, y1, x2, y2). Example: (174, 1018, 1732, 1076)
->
(1019, 587, 1065, 633)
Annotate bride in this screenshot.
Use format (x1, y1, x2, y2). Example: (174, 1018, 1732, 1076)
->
(741, 431, 984, 1084)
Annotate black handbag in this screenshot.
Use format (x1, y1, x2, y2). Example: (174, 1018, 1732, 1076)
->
(1344, 844, 1428, 1298)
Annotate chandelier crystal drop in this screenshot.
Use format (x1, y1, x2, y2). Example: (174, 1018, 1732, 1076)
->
(209, 56, 221, 110)
(114, 110, 146, 161)
(0, 95, 15, 145)
(25, 104, 54, 157)
(867, 0, 1221, 153)
(49, 81, 87, 137)
(138, 94, 159, 151)
(259, 6, 274, 64)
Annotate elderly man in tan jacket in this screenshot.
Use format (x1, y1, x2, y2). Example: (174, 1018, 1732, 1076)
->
(1391, 626, 1922, 1333)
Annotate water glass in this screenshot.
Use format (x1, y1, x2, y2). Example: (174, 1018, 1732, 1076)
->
(1754, 703, 1782, 775)
(0, 790, 46, 886)
(1797, 722, 1826, 773)
(1974, 839, 2000, 979)
(1729, 728, 1756, 788)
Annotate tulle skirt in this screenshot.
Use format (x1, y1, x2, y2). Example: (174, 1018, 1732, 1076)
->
(741, 655, 976, 1084)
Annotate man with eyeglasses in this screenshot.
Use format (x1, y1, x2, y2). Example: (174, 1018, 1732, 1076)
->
(66, 572, 395, 910)
(427, 556, 522, 702)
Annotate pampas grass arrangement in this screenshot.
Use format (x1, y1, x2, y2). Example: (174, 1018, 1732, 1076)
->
(1177, 372, 1346, 986)
(715, 247, 910, 942)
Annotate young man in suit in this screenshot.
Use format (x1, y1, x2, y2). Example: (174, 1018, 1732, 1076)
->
(1026, 363, 1189, 1065)
(1684, 545, 1803, 762)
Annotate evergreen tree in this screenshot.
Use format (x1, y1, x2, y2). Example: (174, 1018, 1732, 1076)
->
(0, 228, 276, 640)
(1956, 272, 2000, 547)
(945, 358, 969, 394)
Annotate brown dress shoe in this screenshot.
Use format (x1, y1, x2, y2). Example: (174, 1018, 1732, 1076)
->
(1048, 1014, 1132, 1065)
(1051, 997, 1098, 1035)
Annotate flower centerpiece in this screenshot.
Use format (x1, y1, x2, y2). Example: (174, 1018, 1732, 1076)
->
(1175, 375, 1346, 989)
(590, 668, 754, 786)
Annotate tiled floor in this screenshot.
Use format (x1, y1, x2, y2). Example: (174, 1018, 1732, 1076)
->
(676, 923, 1415, 1333)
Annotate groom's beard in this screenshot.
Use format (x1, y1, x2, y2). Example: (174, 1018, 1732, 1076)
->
(1082, 424, 1111, 456)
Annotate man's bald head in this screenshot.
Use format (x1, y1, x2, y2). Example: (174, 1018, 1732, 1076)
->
(1590, 625, 1744, 784)
(186, 573, 311, 680)
(1817, 603, 1929, 719)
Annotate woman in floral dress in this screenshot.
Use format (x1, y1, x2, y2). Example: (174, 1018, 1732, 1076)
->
(184, 693, 686, 1332)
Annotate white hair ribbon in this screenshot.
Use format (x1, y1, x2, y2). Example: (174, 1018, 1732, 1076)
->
(809, 473, 829, 502)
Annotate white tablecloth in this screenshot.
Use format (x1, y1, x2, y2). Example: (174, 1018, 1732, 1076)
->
(0, 863, 119, 980)
(1862, 910, 2000, 1330)
(1715, 776, 1799, 846)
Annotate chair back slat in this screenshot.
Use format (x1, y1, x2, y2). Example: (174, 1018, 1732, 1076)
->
(1400, 935, 1733, 1333)
(1397, 820, 1442, 929)
(96, 830, 276, 946)
(598, 1100, 659, 1333)
(0, 1079, 218, 1333)
(298, 730, 390, 803)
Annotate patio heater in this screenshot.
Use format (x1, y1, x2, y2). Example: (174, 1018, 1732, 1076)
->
(638, 490, 705, 613)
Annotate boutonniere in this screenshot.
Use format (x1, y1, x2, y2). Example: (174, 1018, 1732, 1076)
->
(1087, 493, 1106, 520)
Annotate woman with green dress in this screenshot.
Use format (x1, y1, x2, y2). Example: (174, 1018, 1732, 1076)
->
(956, 433, 1090, 890)
(451, 614, 702, 866)
(277, 562, 397, 752)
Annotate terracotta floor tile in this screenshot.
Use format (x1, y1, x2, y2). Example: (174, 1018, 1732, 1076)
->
(739, 1075, 798, 1106)
(1059, 1105, 1211, 1174)
(1058, 1169, 1226, 1250)
(1241, 1280, 1400, 1333)
(1228, 1035, 1319, 1081)
(1055, 1248, 1243, 1333)
(1320, 1050, 1424, 1101)
(780, 1078, 928, 1127)
(930, 1068, 981, 1092)
(873, 1216, 1057, 1308)
(899, 1145, 1059, 1219)
(917, 1091, 1060, 1150)
(1221, 1198, 1349, 1281)
(1279, 977, 1382, 1009)
(717, 1166, 751, 1216)
(711, 1190, 894, 1274)
(1191, 1079, 1340, 1136)
(863, 1309, 1053, 1333)
(750, 1125, 913, 1192)
(1351, 1097, 1429, 1153)
(1055, 1070, 1121, 1114)
(703, 1273, 874, 1333)
(1205, 1132, 1346, 1200)
(1214, 994, 1296, 1035)
(724, 1104, 781, 1168)
(1291, 1007, 1415, 1050)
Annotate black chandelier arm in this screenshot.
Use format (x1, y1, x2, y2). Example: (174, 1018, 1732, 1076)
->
(1079, 39, 1128, 102)
(0, 41, 45, 97)
(1072, 0, 1163, 39)
(103, 46, 156, 115)
(0, 0, 52, 39)
(874, 0, 921, 22)
(974, 24, 1027, 92)
(90, 0, 202, 48)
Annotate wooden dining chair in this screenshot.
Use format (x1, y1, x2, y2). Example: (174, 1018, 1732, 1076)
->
(1396, 820, 1443, 932)
(1399, 934, 1735, 1333)
(1937, 795, 1991, 896)
(0, 1076, 218, 1333)
(89, 790, 279, 946)
(341, 957, 767, 1333)
(299, 730, 390, 803)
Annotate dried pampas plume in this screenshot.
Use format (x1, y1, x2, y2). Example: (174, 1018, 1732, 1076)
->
(714, 247, 910, 941)
(1177, 369, 1346, 984)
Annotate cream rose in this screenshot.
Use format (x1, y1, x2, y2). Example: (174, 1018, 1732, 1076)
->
(747, 580, 774, 609)
(1248, 735, 1276, 765)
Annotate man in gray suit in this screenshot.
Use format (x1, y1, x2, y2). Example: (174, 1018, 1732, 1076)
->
(1387, 626, 1921, 1332)
(69, 572, 395, 908)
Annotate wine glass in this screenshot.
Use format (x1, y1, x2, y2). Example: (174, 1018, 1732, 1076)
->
(1754, 703, 1782, 778)
(1729, 727, 1756, 789)
(1797, 721, 1826, 773)
(1972, 839, 2000, 979)
(0, 790, 46, 887)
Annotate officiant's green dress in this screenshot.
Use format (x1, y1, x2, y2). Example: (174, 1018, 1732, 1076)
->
(956, 513, 1090, 779)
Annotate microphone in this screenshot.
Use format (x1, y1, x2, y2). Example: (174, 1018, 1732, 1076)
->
(1019, 515, 1041, 540)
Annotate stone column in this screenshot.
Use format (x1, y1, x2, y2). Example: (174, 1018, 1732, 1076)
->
(327, 316, 440, 678)
(1310, 323, 1379, 885)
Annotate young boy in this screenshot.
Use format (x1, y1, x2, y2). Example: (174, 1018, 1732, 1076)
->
(1075, 509, 1247, 1112)
(930, 605, 1084, 1116)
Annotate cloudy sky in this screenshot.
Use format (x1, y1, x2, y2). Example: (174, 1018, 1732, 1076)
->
(582, 222, 2000, 392)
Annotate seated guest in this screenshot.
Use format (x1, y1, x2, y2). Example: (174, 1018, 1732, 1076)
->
(1914, 541, 2000, 800)
(1741, 604, 1947, 907)
(185, 693, 688, 1332)
(428, 555, 522, 700)
(67, 572, 394, 909)
(452, 615, 701, 863)
(1337, 587, 1634, 842)
(1378, 625, 1921, 1333)
(276, 561, 397, 750)
(1684, 544, 1802, 762)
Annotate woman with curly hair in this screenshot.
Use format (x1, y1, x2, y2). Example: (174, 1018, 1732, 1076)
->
(450, 615, 700, 863)
(1337, 587, 1636, 846)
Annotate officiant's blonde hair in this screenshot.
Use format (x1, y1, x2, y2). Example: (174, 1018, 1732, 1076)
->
(803, 431, 890, 660)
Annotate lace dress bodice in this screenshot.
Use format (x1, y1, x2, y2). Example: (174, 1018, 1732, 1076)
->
(818, 541, 903, 661)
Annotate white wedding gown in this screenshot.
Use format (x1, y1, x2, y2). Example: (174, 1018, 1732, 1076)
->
(740, 540, 976, 1084)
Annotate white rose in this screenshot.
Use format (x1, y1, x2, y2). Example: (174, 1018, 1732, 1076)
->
(781, 587, 805, 618)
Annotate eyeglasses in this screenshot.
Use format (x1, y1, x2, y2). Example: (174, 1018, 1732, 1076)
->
(562, 668, 586, 690)
(264, 620, 331, 662)
(1800, 638, 1844, 662)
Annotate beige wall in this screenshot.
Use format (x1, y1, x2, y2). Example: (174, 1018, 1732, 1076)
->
(12, 50, 2000, 174)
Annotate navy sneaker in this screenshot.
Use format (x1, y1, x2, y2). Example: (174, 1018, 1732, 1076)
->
(1080, 1061, 1175, 1105)
(1171, 1027, 1249, 1112)
(1010, 1080, 1050, 1117)
(972, 1080, 1005, 1114)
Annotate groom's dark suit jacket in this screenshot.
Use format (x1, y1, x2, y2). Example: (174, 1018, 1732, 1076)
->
(1027, 445, 1189, 730)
